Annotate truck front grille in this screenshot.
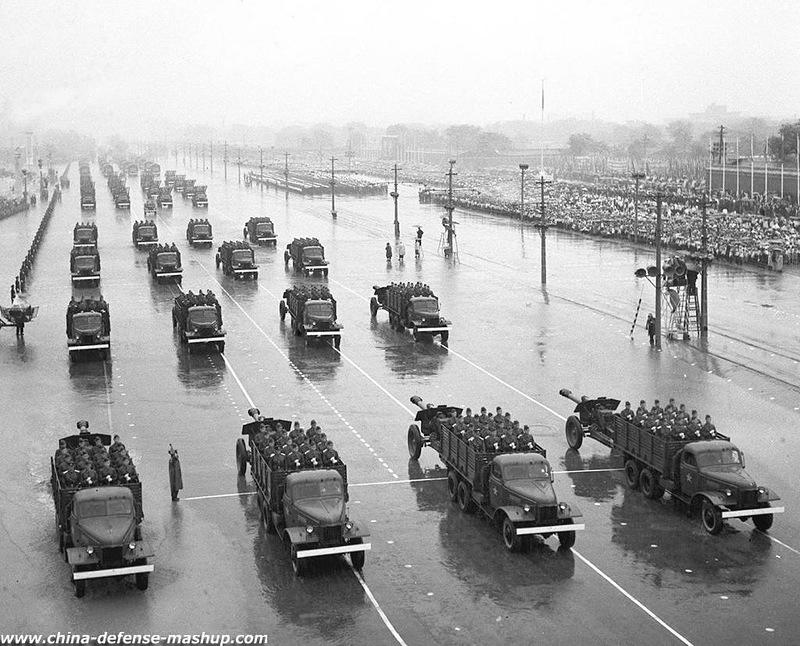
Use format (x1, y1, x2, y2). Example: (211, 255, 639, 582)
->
(739, 489, 759, 507)
(319, 526, 342, 544)
(538, 506, 558, 523)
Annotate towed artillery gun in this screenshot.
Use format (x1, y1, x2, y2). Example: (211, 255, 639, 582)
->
(559, 388, 783, 534)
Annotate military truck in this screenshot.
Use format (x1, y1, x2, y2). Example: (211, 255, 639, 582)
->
(407, 396, 583, 551)
(147, 244, 183, 284)
(150, 162, 161, 177)
(559, 389, 783, 534)
(180, 179, 196, 198)
(192, 185, 208, 207)
(279, 285, 342, 347)
(73, 222, 98, 245)
(80, 177, 96, 210)
(157, 186, 173, 208)
(244, 216, 277, 245)
(140, 171, 154, 193)
(132, 220, 158, 248)
(187, 218, 213, 246)
(164, 170, 176, 188)
(174, 175, 186, 192)
(127, 162, 139, 177)
(147, 182, 161, 199)
(143, 199, 157, 217)
(70, 245, 101, 286)
(235, 410, 370, 575)
(371, 282, 450, 344)
(66, 298, 110, 360)
(284, 237, 328, 275)
(113, 186, 131, 209)
(51, 431, 153, 597)
(172, 292, 225, 352)
(215, 241, 258, 279)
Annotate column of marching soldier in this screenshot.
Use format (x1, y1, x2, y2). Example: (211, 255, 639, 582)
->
(9, 188, 59, 303)
(54, 423, 139, 488)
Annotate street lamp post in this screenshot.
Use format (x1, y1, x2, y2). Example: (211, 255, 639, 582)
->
(237, 155, 242, 185)
(259, 147, 264, 190)
(21, 169, 28, 202)
(519, 164, 529, 222)
(284, 152, 290, 197)
(655, 194, 663, 350)
(445, 160, 457, 256)
(700, 194, 709, 339)
(330, 156, 338, 218)
(631, 170, 646, 243)
(391, 162, 401, 238)
(535, 171, 552, 284)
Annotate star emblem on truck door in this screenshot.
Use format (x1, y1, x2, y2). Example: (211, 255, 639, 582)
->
(492, 487, 498, 496)
(686, 473, 692, 482)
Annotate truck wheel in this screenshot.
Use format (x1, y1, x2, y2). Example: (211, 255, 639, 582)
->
(440, 330, 449, 347)
(217, 341, 225, 353)
(333, 335, 341, 349)
(701, 499, 724, 535)
(74, 579, 86, 598)
(624, 460, 640, 490)
(407, 424, 422, 460)
(370, 297, 379, 318)
(284, 251, 290, 266)
(290, 545, 305, 576)
(565, 416, 584, 450)
(501, 517, 522, 552)
(558, 519, 576, 549)
(457, 481, 476, 514)
(215, 254, 220, 269)
(639, 468, 663, 499)
(447, 471, 459, 502)
(265, 505, 277, 534)
(63, 536, 73, 562)
(349, 538, 365, 570)
(135, 571, 149, 591)
(279, 300, 287, 321)
(753, 506, 774, 532)
(235, 438, 248, 476)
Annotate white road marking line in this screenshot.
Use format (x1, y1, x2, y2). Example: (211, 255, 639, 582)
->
(352, 567, 408, 646)
(182, 492, 258, 501)
(332, 346, 414, 414)
(757, 531, 800, 556)
(573, 550, 694, 646)
(552, 468, 623, 474)
(102, 361, 114, 432)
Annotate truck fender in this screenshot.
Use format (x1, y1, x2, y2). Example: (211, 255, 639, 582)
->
(493, 506, 534, 524)
(692, 491, 727, 512)
(344, 521, 370, 540)
(284, 527, 319, 546)
(66, 547, 100, 566)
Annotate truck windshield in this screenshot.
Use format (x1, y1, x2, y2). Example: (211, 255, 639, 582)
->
(188, 307, 218, 327)
(193, 224, 209, 235)
(75, 230, 94, 242)
(293, 479, 343, 500)
(138, 226, 155, 238)
(78, 498, 132, 518)
(503, 462, 550, 481)
(410, 297, 439, 316)
(74, 256, 96, 270)
(72, 312, 102, 334)
(256, 223, 273, 235)
(305, 301, 333, 320)
(232, 249, 252, 264)
(157, 252, 178, 267)
(302, 246, 324, 262)
(696, 448, 743, 468)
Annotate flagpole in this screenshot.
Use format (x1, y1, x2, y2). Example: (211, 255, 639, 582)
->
(781, 133, 785, 198)
(750, 133, 754, 196)
(796, 133, 799, 205)
(708, 138, 713, 192)
(722, 137, 726, 194)
(736, 137, 740, 196)
(765, 139, 769, 197)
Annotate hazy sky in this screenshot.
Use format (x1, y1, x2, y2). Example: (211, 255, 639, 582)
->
(2, 0, 799, 135)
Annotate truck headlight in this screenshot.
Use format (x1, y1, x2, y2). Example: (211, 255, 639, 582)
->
(559, 503, 567, 510)
(725, 489, 732, 497)
(345, 521, 353, 531)
(758, 487, 766, 495)
(129, 542, 136, 550)
(523, 505, 531, 513)
(86, 546, 94, 555)
(305, 526, 314, 534)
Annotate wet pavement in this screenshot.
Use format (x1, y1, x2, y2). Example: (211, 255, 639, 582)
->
(1, 161, 799, 645)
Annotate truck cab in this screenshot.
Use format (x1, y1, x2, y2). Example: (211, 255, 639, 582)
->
(74, 225, 96, 245)
(675, 440, 779, 533)
(303, 299, 335, 329)
(407, 296, 441, 326)
(302, 245, 325, 268)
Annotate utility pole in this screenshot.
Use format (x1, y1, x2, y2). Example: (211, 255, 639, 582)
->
(700, 194, 709, 339)
(182, 143, 186, 167)
(21, 169, 28, 201)
(655, 194, 663, 350)
(631, 170, 646, 243)
(391, 162, 401, 238)
(237, 154, 242, 185)
(284, 152, 290, 196)
(259, 147, 264, 190)
(445, 160, 457, 256)
(330, 156, 337, 218)
(223, 141, 228, 180)
(519, 164, 529, 222)
(717, 125, 726, 164)
(535, 172, 552, 284)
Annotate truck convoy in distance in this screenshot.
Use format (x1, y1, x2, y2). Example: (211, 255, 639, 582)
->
(157, 187, 173, 208)
(80, 176, 96, 210)
(73, 222, 98, 245)
(143, 199, 157, 217)
(164, 170, 176, 188)
(180, 179, 196, 198)
(244, 217, 277, 245)
(70, 245, 101, 287)
(66, 297, 110, 360)
(51, 427, 153, 597)
(174, 175, 186, 192)
(371, 282, 450, 344)
(279, 285, 342, 347)
(235, 409, 370, 575)
(172, 291, 225, 352)
(113, 186, 131, 209)
(284, 237, 328, 275)
(559, 389, 783, 534)
(132, 220, 158, 248)
(216, 241, 258, 279)
(187, 218, 213, 246)
(407, 396, 583, 551)
(146, 244, 182, 284)
(192, 186, 208, 208)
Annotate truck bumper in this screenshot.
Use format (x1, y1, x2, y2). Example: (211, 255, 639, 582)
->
(71, 275, 99, 282)
(303, 265, 327, 272)
(73, 564, 153, 580)
(305, 330, 341, 337)
(415, 326, 449, 333)
(233, 269, 258, 275)
(722, 506, 784, 519)
(68, 343, 110, 351)
(257, 236, 277, 242)
(297, 543, 372, 559)
(157, 271, 183, 277)
(187, 336, 225, 344)
(516, 523, 586, 535)
(137, 241, 157, 247)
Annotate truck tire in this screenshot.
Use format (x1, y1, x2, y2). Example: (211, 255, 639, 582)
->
(639, 468, 664, 500)
(217, 341, 225, 353)
(701, 499, 724, 535)
(440, 330, 449, 347)
(624, 459, 640, 490)
(74, 578, 86, 598)
(565, 416, 584, 450)
(558, 519, 576, 549)
(349, 538, 365, 570)
(135, 571, 149, 591)
(290, 544, 305, 576)
(501, 517, 522, 552)
(407, 425, 422, 460)
(753, 506, 774, 532)
(235, 438, 248, 476)
(457, 481, 476, 514)
(447, 471, 459, 502)
(279, 300, 287, 321)
(284, 250, 290, 266)
(370, 297, 379, 318)
(215, 253, 220, 269)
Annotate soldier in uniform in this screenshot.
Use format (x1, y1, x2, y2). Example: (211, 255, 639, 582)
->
(304, 443, 322, 468)
(285, 443, 303, 470)
(55, 440, 72, 464)
(61, 466, 81, 488)
(620, 401, 635, 422)
(499, 428, 517, 452)
(687, 410, 702, 437)
(321, 441, 341, 466)
(79, 463, 98, 487)
(676, 404, 689, 424)
(269, 447, 286, 470)
(493, 407, 504, 425)
(635, 400, 648, 423)
(116, 457, 139, 483)
(109, 435, 126, 456)
(90, 436, 108, 462)
(97, 458, 116, 485)
(517, 425, 536, 451)
(650, 400, 663, 416)
(664, 398, 677, 416)
(700, 415, 717, 439)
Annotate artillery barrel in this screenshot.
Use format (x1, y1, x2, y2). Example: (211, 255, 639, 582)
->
(410, 395, 426, 410)
(559, 388, 587, 405)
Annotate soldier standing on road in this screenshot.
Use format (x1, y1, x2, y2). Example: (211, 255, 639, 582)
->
(397, 240, 406, 263)
(646, 314, 656, 346)
(10, 284, 15, 302)
(385, 242, 393, 263)
(415, 227, 423, 257)
(168, 445, 183, 501)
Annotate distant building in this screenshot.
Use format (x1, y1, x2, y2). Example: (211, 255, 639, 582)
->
(689, 104, 741, 127)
